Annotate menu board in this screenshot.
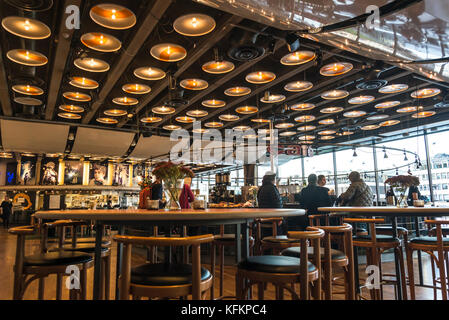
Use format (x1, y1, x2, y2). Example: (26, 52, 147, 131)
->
(41, 158, 59, 185)
(89, 162, 108, 186)
(64, 160, 83, 185)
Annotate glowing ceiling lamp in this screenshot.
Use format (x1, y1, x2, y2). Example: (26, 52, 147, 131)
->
(152, 106, 175, 114)
(134, 67, 166, 81)
(290, 103, 315, 111)
(397, 106, 419, 113)
(294, 115, 315, 123)
(411, 88, 441, 99)
(112, 97, 138, 105)
(319, 118, 336, 125)
(348, 95, 375, 105)
(74, 57, 110, 73)
(141, 116, 162, 123)
(297, 125, 316, 132)
(343, 110, 367, 118)
(320, 62, 353, 76)
(320, 107, 344, 114)
(374, 101, 401, 109)
(236, 106, 258, 114)
(202, 60, 235, 74)
(224, 86, 251, 96)
(150, 43, 187, 62)
(219, 114, 239, 121)
(280, 51, 316, 65)
(260, 93, 286, 103)
(173, 14, 216, 36)
(186, 109, 208, 117)
(275, 123, 294, 129)
(379, 120, 400, 127)
(180, 78, 208, 90)
(7, 49, 48, 66)
(321, 90, 349, 100)
(163, 124, 182, 131)
(96, 117, 118, 124)
(176, 116, 196, 123)
(58, 112, 82, 120)
(12, 84, 43, 95)
(69, 77, 99, 90)
(361, 124, 380, 131)
(81, 32, 122, 52)
(202, 99, 226, 108)
(90, 4, 136, 30)
(2, 16, 51, 39)
(122, 83, 151, 95)
(204, 121, 223, 128)
(412, 111, 436, 118)
(59, 105, 84, 113)
(104, 109, 128, 117)
(246, 71, 276, 84)
(284, 81, 313, 92)
(378, 84, 408, 94)
(63, 92, 91, 102)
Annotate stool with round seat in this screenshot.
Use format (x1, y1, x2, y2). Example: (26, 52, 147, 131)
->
(254, 217, 284, 255)
(235, 227, 324, 300)
(114, 234, 214, 300)
(9, 225, 94, 300)
(344, 218, 408, 300)
(406, 220, 449, 300)
(281, 223, 355, 300)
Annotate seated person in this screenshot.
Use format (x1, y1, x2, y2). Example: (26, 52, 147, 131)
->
(318, 174, 337, 205)
(338, 171, 373, 207)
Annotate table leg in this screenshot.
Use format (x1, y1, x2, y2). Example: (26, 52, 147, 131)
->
(93, 223, 104, 300)
(235, 223, 242, 263)
(414, 217, 424, 285)
(353, 222, 361, 298)
(241, 220, 249, 260)
(391, 217, 403, 300)
(115, 225, 125, 300)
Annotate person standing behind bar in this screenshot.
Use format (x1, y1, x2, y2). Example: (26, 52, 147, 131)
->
(295, 174, 332, 230)
(338, 171, 373, 206)
(1, 196, 12, 229)
(151, 177, 164, 208)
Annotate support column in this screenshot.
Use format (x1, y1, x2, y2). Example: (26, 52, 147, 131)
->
(332, 148, 339, 197)
(243, 164, 256, 186)
(301, 156, 306, 186)
(424, 130, 435, 202)
(372, 143, 381, 206)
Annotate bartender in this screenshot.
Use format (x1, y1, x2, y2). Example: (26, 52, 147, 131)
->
(151, 177, 164, 208)
(257, 171, 285, 235)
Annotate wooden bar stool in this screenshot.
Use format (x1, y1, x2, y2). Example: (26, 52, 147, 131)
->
(235, 227, 324, 300)
(281, 222, 356, 300)
(344, 217, 408, 300)
(406, 219, 449, 300)
(9, 225, 94, 300)
(254, 218, 283, 255)
(114, 234, 214, 300)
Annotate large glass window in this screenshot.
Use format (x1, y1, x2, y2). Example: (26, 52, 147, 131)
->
(426, 130, 449, 203)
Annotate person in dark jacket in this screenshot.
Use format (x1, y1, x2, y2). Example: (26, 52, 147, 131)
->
(151, 178, 164, 208)
(257, 171, 282, 208)
(292, 174, 332, 230)
(1, 196, 12, 229)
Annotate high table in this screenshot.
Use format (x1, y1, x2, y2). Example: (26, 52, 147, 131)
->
(34, 208, 305, 300)
(318, 206, 449, 300)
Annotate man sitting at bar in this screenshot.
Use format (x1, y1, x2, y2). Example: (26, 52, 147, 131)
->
(318, 174, 337, 205)
(294, 174, 333, 230)
(338, 171, 373, 206)
(257, 171, 285, 235)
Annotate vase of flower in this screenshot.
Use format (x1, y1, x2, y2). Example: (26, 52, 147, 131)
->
(385, 175, 420, 208)
(152, 161, 195, 211)
(395, 187, 409, 208)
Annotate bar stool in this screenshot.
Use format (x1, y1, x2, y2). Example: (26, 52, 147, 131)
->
(344, 217, 408, 300)
(9, 225, 94, 300)
(235, 227, 324, 300)
(254, 218, 283, 255)
(114, 234, 214, 300)
(406, 220, 449, 300)
(210, 224, 255, 300)
(281, 222, 356, 300)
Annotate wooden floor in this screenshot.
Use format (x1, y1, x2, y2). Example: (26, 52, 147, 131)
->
(0, 226, 444, 300)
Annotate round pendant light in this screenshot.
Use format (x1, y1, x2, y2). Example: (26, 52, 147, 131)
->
(318, 130, 337, 135)
(134, 67, 166, 81)
(233, 126, 251, 132)
(290, 103, 315, 111)
(275, 123, 294, 129)
(74, 57, 110, 72)
(173, 14, 216, 36)
(14, 97, 42, 105)
(320, 135, 335, 140)
(204, 121, 223, 128)
(412, 111, 436, 118)
(321, 90, 349, 100)
(280, 131, 296, 137)
(97, 117, 118, 124)
(58, 112, 82, 120)
(260, 94, 286, 103)
(397, 106, 419, 113)
(202, 99, 226, 108)
(224, 86, 251, 96)
(361, 124, 380, 131)
(113, 97, 138, 105)
(284, 81, 313, 92)
(152, 106, 175, 114)
(81, 32, 122, 52)
(186, 109, 208, 117)
(379, 120, 400, 127)
(7, 49, 47, 66)
(141, 116, 162, 123)
(59, 105, 84, 113)
(379, 84, 408, 94)
(299, 135, 315, 141)
(90, 4, 136, 30)
(202, 60, 235, 74)
(163, 124, 182, 131)
(367, 114, 389, 121)
(69, 77, 99, 90)
(411, 88, 441, 99)
(63, 92, 91, 102)
(104, 109, 128, 117)
(246, 71, 276, 84)
(375, 101, 401, 109)
(338, 131, 354, 136)
(243, 133, 258, 139)
(2, 16, 51, 39)
(297, 125, 316, 132)
(12, 84, 43, 95)
(319, 118, 336, 125)
(236, 106, 258, 114)
(320, 62, 353, 76)
(343, 110, 366, 118)
(219, 114, 239, 122)
(320, 107, 343, 114)
(122, 83, 151, 95)
(192, 128, 209, 134)
(180, 79, 208, 90)
(295, 115, 315, 123)
(176, 116, 195, 123)
(251, 118, 270, 123)
(150, 43, 187, 62)
(258, 129, 270, 134)
(348, 95, 375, 105)
(280, 50, 316, 65)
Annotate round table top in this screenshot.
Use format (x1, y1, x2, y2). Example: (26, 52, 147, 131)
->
(34, 208, 305, 222)
(318, 206, 449, 217)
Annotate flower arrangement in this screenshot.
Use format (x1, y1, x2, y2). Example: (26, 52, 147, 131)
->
(385, 175, 420, 190)
(138, 176, 152, 190)
(152, 161, 194, 209)
(249, 185, 259, 207)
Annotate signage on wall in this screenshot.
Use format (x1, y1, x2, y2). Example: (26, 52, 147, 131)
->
(41, 158, 58, 185)
(89, 162, 108, 186)
(267, 144, 313, 156)
(13, 193, 32, 210)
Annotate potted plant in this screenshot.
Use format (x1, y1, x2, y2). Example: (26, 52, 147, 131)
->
(384, 175, 420, 207)
(152, 161, 194, 210)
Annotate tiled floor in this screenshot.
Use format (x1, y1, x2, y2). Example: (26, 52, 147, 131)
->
(0, 227, 444, 300)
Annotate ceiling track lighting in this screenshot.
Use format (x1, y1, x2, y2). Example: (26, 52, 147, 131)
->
(404, 150, 408, 161)
(383, 146, 388, 159)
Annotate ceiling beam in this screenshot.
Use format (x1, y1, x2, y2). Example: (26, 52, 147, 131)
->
(82, 0, 173, 124)
(117, 14, 244, 128)
(44, 0, 83, 120)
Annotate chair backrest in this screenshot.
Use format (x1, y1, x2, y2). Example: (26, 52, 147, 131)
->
(425, 220, 449, 248)
(287, 227, 324, 276)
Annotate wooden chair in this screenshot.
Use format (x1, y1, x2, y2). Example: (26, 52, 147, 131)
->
(254, 217, 283, 255)
(406, 220, 449, 300)
(114, 233, 214, 300)
(9, 224, 94, 300)
(235, 227, 324, 300)
(343, 217, 408, 300)
(281, 222, 356, 300)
